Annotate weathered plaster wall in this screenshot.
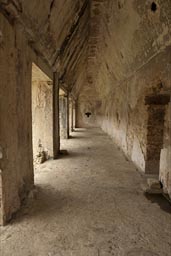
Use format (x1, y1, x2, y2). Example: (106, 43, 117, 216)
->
(0, 14, 34, 224)
(32, 64, 53, 161)
(97, 49, 171, 172)
(85, 0, 171, 194)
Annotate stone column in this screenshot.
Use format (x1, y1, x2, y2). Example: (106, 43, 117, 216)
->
(75, 100, 78, 128)
(59, 93, 69, 139)
(53, 72, 60, 159)
(70, 100, 74, 132)
(67, 92, 70, 138)
(73, 100, 76, 130)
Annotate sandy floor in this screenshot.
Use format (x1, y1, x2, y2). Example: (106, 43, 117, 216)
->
(0, 128, 171, 256)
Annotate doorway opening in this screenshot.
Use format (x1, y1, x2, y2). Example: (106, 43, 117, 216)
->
(145, 94, 170, 175)
(59, 89, 69, 140)
(31, 63, 53, 166)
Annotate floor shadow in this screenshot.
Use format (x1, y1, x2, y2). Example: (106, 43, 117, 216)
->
(59, 149, 69, 155)
(59, 151, 86, 159)
(9, 186, 85, 225)
(69, 135, 85, 139)
(144, 193, 171, 214)
(72, 129, 86, 132)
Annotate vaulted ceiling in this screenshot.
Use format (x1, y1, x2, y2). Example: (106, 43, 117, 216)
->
(0, 0, 171, 100)
(0, 0, 91, 98)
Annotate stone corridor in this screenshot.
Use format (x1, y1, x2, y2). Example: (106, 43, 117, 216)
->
(0, 129, 170, 256)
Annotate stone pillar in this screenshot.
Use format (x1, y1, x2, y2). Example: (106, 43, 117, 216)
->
(75, 100, 78, 128)
(67, 92, 70, 138)
(59, 93, 69, 139)
(0, 15, 34, 225)
(71, 101, 74, 132)
(73, 101, 76, 130)
(53, 72, 60, 159)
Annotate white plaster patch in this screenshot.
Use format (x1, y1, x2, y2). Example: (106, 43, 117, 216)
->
(131, 136, 145, 171)
(160, 147, 171, 197)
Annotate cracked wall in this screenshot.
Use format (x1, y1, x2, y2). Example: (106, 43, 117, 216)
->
(78, 0, 171, 196)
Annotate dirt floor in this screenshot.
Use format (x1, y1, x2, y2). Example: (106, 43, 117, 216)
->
(0, 128, 171, 256)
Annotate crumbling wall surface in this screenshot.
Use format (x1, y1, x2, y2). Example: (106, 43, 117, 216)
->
(32, 65, 53, 161)
(97, 48, 171, 168)
(86, 1, 171, 193)
(0, 14, 34, 225)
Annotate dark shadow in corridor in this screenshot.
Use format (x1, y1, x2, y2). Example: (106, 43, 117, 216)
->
(144, 193, 171, 214)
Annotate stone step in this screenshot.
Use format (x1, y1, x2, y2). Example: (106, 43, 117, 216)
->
(142, 178, 163, 194)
